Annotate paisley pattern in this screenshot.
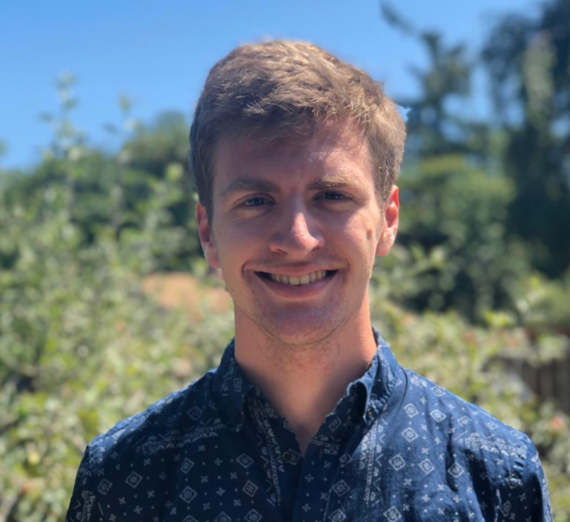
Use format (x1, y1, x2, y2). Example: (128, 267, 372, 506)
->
(66, 329, 552, 521)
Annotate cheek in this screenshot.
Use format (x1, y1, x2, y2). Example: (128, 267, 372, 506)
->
(215, 222, 264, 268)
(344, 214, 377, 246)
(340, 223, 376, 269)
(348, 218, 381, 269)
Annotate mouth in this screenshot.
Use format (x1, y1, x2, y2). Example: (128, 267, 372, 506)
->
(255, 270, 338, 286)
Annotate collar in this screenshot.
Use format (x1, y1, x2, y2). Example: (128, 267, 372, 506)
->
(358, 327, 400, 428)
(212, 338, 256, 430)
(212, 327, 401, 430)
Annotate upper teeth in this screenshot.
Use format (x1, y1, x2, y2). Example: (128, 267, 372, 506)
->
(270, 270, 328, 285)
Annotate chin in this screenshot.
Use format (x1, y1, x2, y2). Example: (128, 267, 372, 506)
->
(254, 313, 344, 350)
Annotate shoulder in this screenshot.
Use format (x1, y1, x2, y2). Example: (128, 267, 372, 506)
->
(85, 369, 218, 475)
(398, 368, 553, 519)
(66, 370, 225, 521)
(401, 367, 524, 441)
(400, 366, 530, 461)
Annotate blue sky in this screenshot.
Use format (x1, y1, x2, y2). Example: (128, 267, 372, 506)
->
(0, 0, 541, 170)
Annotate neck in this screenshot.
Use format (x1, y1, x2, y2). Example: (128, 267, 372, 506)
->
(234, 309, 378, 455)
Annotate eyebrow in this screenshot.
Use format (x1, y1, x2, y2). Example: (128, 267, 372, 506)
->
(219, 179, 279, 200)
(306, 175, 353, 191)
(219, 174, 357, 200)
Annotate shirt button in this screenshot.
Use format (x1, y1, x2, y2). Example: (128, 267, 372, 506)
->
(367, 409, 374, 419)
(282, 451, 292, 463)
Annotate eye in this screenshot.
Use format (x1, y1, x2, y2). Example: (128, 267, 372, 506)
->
(243, 196, 267, 207)
(318, 191, 348, 201)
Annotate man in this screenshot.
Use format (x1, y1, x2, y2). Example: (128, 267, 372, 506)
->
(66, 41, 552, 521)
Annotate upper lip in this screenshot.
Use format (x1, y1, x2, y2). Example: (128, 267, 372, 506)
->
(252, 266, 339, 277)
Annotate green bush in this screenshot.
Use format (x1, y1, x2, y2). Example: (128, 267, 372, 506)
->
(396, 154, 531, 320)
(0, 186, 232, 522)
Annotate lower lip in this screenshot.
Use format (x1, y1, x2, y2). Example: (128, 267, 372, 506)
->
(254, 272, 337, 299)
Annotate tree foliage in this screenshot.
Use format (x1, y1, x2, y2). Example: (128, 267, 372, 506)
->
(381, 0, 570, 328)
(482, 0, 570, 278)
(0, 187, 230, 521)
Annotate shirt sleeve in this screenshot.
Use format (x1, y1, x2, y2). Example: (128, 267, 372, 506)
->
(512, 436, 553, 522)
(65, 445, 97, 522)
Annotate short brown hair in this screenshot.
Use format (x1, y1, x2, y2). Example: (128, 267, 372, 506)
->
(189, 40, 406, 223)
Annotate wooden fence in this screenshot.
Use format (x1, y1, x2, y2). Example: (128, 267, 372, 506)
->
(509, 345, 570, 414)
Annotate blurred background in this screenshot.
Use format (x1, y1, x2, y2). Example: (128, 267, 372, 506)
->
(1, 0, 569, 520)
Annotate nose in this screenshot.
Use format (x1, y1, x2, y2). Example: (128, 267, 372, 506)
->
(268, 201, 324, 256)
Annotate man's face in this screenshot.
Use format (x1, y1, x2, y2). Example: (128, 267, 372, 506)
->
(196, 121, 399, 347)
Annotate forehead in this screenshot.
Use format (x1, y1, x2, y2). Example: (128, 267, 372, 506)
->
(212, 121, 373, 190)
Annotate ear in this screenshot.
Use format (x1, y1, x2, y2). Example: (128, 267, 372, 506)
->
(196, 203, 221, 269)
(376, 185, 399, 257)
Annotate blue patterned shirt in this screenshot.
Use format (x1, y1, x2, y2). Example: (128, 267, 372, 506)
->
(66, 330, 552, 522)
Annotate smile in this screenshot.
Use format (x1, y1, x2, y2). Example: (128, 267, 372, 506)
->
(257, 270, 336, 286)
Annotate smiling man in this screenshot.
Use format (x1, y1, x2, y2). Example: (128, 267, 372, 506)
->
(66, 41, 552, 522)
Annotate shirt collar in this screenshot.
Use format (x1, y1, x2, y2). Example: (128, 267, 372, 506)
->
(359, 327, 400, 427)
(212, 327, 401, 430)
(212, 339, 256, 430)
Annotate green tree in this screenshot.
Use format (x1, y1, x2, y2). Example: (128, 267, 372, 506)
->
(4, 78, 199, 272)
(380, 3, 530, 320)
(0, 184, 228, 522)
(482, 0, 570, 278)
(381, 2, 488, 160)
